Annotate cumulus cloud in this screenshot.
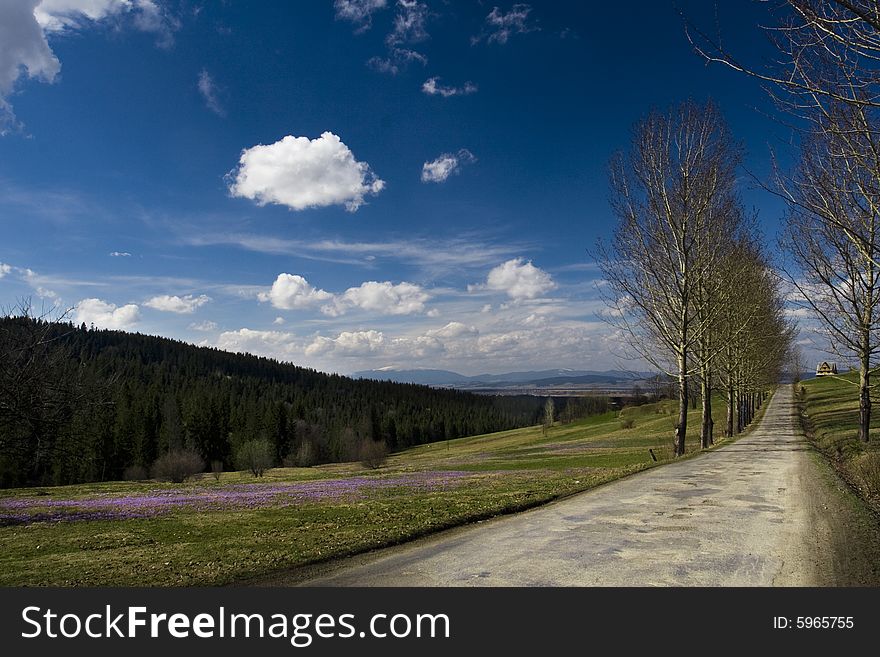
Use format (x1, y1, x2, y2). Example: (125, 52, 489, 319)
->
(216, 328, 300, 361)
(421, 149, 476, 183)
(1, 0, 177, 134)
(386, 0, 429, 46)
(472, 3, 538, 45)
(109, 251, 131, 257)
(257, 273, 333, 310)
(306, 329, 386, 357)
(475, 258, 556, 300)
(421, 77, 477, 98)
(74, 298, 140, 329)
(273, 316, 285, 325)
(189, 320, 218, 332)
(0, 0, 60, 133)
(197, 69, 224, 116)
(0, 262, 11, 278)
(334, 0, 387, 32)
(257, 273, 429, 316)
(145, 294, 211, 314)
(227, 132, 385, 212)
(326, 281, 430, 316)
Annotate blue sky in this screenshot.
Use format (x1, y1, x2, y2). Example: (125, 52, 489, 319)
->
(0, 1, 802, 375)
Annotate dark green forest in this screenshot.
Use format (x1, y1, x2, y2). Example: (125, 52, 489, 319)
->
(0, 315, 608, 488)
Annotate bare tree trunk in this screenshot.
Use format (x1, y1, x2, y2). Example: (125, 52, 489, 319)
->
(859, 353, 871, 443)
(736, 390, 744, 433)
(700, 366, 713, 448)
(675, 351, 688, 457)
(726, 383, 735, 437)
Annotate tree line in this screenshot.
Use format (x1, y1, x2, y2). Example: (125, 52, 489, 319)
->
(0, 313, 570, 487)
(597, 100, 793, 455)
(0, 312, 612, 487)
(687, 0, 880, 444)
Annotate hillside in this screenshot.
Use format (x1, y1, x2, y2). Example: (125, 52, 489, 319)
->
(0, 316, 549, 488)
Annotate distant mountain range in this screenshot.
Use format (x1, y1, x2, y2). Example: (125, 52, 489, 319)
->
(353, 368, 654, 389)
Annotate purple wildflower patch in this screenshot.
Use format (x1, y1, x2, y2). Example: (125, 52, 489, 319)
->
(0, 471, 472, 526)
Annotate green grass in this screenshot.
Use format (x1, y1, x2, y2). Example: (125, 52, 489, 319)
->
(0, 395, 749, 586)
(798, 373, 880, 510)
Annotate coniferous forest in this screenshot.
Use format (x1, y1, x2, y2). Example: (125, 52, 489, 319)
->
(0, 315, 559, 488)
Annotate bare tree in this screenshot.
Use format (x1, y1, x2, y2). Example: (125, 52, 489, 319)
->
(542, 397, 555, 437)
(689, 1, 880, 442)
(598, 100, 742, 456)
(781, 116, 880, 442)
(789, 345, 806, 385)
(0, 300, 111, 485)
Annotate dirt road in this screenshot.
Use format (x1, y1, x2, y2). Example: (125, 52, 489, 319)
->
(273, 386, 880, 586)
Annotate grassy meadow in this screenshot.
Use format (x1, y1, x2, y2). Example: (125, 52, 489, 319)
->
(798, 373, 880, 512)
(1, 395, 754, 586)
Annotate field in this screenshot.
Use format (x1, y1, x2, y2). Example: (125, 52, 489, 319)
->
(0, 396, 759, 586)
(798, 373, 880, 512)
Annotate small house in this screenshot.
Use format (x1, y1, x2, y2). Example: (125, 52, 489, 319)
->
(816, 361, 838, 376)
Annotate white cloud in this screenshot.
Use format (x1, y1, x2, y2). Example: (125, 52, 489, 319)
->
(216, 328, 300, 360)
(367, 47, 426, 75)
(228, 132, 385, 212)
(306, 329, 386, 357)
(386, 0, 429, 46)
(36, 286, 60, 300)
(522, 312, 547, 326)
(472, 3, 538, 45)
(1, 0, 176, 134)
(189, 320, 218, 332)
(421, 149, 476, 183)
(34, 0, 128, 32)
(130, 0, 179, 48)
(197, 69, 224, 116)
(0, 262, 11, 278)
(334, 0, 387, 32)
(257, 273, 333, 310)
(257, 273, 429, 316)
(478, 258, 556, 300)
(74, 297, 140, 329)
(0, 0, 60, 134)
(326, 280, 430, 316)
(144, 293, 211, 314)
(273, 316, 285, 325)
(421, 77, 477, 98)
(35, 0, 178, 46)
(109, 251, 131, 257)
(426, 321, 478, 338)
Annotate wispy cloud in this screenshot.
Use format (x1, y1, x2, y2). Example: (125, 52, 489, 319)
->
(472, 4, 538, 45)
(334, 0, 388, 33)
(421, 149, 476, 183)
(367, 48, 427, 75)
(421, 77, 477, 98)
(385, 0, 430, 47)
(197, 69, 225, 116)
(183, 232, 533, 272)
(0, 179, 97, 223)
